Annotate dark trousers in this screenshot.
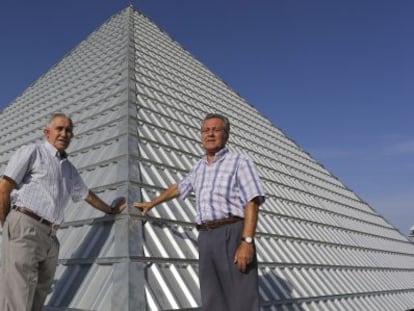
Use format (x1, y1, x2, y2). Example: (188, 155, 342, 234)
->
(198, 221, 259, 311)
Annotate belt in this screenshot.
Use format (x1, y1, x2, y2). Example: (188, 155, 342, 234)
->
(12, 205, 59, 230)
(196, 216, 243, 231)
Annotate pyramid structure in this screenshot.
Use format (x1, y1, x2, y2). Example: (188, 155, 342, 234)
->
(1, 6, 414, 311)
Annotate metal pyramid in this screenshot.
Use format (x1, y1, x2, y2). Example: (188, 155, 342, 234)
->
(1, 6, 414, 311)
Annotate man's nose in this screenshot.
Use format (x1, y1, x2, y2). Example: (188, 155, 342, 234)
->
(61, 129, 70, 137)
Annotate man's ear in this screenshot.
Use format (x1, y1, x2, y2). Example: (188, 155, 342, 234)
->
(43, 128, 49, 137)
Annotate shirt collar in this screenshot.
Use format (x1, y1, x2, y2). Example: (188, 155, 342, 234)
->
(44, 141, 67, 159)
(203, 147, 228, 164)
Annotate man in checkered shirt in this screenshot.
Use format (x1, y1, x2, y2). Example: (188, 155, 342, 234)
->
(134, 113, 265, 311)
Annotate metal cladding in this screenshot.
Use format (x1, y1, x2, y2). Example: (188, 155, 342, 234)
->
(0, 6, 414, 311)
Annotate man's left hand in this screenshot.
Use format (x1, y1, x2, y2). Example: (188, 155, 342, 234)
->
(109, 196, 127, 214)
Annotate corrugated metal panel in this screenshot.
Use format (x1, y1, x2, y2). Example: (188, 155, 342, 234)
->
(0, 5, 414, 311)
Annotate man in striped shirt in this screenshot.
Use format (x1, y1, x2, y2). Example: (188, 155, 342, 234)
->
(134, 113, 265, 311)
(0, 113, 126, 311)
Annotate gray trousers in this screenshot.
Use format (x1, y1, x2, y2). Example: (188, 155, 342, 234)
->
(198, 221, 259, 311)
(0, 209, 60, 311)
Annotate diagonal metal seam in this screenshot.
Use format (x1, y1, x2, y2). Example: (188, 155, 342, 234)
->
(121, 5, 149, 310)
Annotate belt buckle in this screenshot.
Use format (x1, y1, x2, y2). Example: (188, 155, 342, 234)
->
(196, 223, 211, 231)
(39, 216, 59, 231)
(196, 220, 221, 231)
(196, 224, 205, 231)
(48, 224, 59, 234)
(50, 222, 59, 231)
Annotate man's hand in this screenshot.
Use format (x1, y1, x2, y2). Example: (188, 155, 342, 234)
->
(132, 184, 180, 215)
(234, 242, 255, 272)
(133, 201, 154, 215)
(85, 191, 127, 215)
(109, 196, 127, 214)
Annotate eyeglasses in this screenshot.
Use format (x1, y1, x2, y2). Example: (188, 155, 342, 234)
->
(201, 127, 224, 135)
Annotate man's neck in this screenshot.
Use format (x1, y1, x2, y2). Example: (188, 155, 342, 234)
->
(205, 147, 227, 164)
(206, 152, 216, 164)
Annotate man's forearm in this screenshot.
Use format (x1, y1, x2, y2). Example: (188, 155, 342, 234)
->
(0, 194, 10, 225)
(0, 177, 16, 225)
(85, 190, 112, 214)
(242, 199, 260, 238)
(152, 184, 180, 207)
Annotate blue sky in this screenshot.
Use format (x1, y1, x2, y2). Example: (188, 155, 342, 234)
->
(0, 0, 413, 235)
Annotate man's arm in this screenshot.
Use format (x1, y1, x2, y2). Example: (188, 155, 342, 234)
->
(85, 191, 126, 214)
(133, 183, 180, 215)
(234, 197, 261, 272)
(0, 176, 17, 225)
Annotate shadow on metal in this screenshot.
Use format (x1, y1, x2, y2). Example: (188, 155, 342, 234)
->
(46, 220, 113, 308)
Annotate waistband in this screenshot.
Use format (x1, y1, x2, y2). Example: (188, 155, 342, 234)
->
(196, 215, 243, 231)
(12, 205, 59, 230)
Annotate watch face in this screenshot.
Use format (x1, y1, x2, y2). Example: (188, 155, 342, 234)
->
(243, 237, 253, 243)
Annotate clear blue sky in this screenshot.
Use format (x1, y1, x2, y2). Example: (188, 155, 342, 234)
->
(1, 0, 413, 234)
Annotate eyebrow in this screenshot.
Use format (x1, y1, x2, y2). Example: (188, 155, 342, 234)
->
(55, 125, 73, 131)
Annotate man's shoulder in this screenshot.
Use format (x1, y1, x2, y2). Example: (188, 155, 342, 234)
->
(14, 143, 38, 155)
(13, 143, 57, 161)
(226, 151, 251, 162)
(191, 157, 204, 170)
(7, 144, 40, 169)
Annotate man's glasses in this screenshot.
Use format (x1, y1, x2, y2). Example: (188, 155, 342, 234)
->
(201, 127, 224, 135)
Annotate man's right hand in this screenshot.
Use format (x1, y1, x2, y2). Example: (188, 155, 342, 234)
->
(133, 201, 154, 215)
(133, 184, 180, 216)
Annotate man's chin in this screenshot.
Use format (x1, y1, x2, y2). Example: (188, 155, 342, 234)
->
(204, 146, 223, 154)
(57, 143, 69, 150)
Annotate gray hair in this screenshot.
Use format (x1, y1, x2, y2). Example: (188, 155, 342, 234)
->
(46, 113, 73, 128)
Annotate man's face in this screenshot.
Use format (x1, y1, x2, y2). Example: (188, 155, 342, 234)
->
(43, 116, 74, 152)
(201, 117, 228, 153)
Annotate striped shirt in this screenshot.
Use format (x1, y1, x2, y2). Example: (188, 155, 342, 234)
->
(178, 147, 265, 224)
(4, 141, 89, 224)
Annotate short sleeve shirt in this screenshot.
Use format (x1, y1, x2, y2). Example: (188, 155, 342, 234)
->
(178, 148, 265, 224)
(4, 141, 89, 224)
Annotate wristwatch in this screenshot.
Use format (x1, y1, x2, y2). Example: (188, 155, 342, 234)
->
(241, 236, 254, 244)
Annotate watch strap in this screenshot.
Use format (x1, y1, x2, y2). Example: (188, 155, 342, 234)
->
(241, 236, 254, 244)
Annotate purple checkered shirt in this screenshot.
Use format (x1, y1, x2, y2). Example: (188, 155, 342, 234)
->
(178, 147, 265, 224)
